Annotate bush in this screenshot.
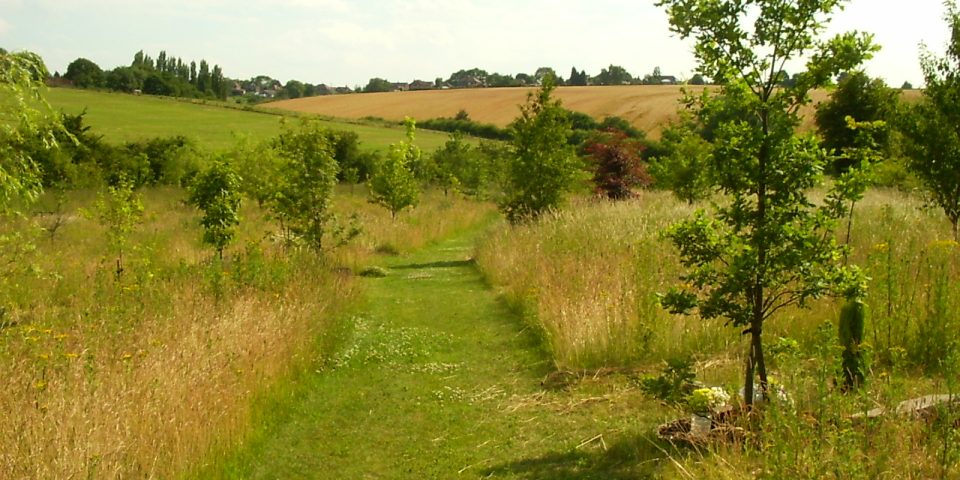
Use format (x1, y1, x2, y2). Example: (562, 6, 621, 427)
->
(418, 117, 510, 141)
(584, 129, 652, 199)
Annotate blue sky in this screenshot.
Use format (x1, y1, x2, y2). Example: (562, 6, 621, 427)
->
(0, 0, 950, 87)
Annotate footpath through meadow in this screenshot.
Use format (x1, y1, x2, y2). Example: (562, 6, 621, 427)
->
(216, 227, 663, 479)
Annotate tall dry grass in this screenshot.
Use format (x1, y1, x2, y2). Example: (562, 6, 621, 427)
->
(477, 186, 960, 477)
(477, 188, 960, 371)
(0, 186, 492, 478)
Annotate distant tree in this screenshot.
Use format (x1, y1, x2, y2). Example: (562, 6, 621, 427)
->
(779, 70, 798, 87)
(815, 71, 898, 172)
(283, 79, 305, 98)
(188, 159, 242, 260)
(303, 83, 317, 97)
(363, 77, 393, 93)
(515, 73, 534, 86)
(487, 72, 516, 87)
(594, 64, 632, 85)
(774, 70, 791, 85)
(500, 76, 579, 222)
(901, 80, 914, 90)
(142, 73, 175, 96)
(105, 66, 141, 92)
(64, 57, 105, 88)
(585, 129, 652, 199)
(211, 65, 226, 99)
(688, 73, 706, 85)
(534, 67, 557, 83)
(568, 67, 588, 86)
(369, 118, 421, 218)
(197, 60, 210, 93)
(447, 68, 488, 88)
(899, 1, 960, 240)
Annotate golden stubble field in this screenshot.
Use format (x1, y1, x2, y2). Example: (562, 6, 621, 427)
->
(268, 85, 920, 137)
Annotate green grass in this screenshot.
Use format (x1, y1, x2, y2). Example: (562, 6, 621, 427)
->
(45, 88, 453, 152)
(200, 224, 676, 479)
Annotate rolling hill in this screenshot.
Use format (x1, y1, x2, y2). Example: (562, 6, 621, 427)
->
(45, 88, 453, 152)
(268, 85, 921, 138)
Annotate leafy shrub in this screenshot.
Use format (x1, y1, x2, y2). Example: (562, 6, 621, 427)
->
(638, 357, 697, 407)
(584, 129, 652, 199)
(418, 117, 510, 141)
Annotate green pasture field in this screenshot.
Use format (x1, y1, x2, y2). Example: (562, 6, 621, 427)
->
(44, 88, 453, 152)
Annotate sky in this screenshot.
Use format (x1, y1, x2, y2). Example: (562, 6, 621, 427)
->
(0, 0, 950, 88)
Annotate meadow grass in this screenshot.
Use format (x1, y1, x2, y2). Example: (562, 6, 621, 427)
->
(476, 187, 960, 478)
(0, 186, 492, 478)
(198, 224, 674, 479)
(45, 88, 453, 152)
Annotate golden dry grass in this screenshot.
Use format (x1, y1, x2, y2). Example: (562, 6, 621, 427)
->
(269, 86, 922, 138)
(477, 188, 957, 371)
(0, 186, 494, 478)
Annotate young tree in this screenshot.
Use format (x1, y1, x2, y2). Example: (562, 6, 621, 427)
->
(500, 75, 580, 223)
(815, 71, 898, 172)
(584, 129, 652, 199)
(188, 159, 242, 260)
(650, 116, 715, 204)
(899, 1, 960, 241)
(431, 132, 490, 198)
(93, 175, 144, 281)
(368, 118, 421, 218)
(271, 119, 345, 251)
(656, 0, 874, 406)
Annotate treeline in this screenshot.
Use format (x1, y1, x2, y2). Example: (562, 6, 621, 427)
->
(362, 65, 692, 93)
(59, 50, 229, 99)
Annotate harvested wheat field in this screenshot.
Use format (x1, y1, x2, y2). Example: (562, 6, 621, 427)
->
(267, 85, 919, 137)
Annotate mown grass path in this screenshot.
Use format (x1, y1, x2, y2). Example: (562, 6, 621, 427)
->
(213, 227, 665, 479)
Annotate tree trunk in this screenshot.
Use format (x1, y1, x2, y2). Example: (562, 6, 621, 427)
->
(744, 338, 755, 408)
(952, 216, 958, 242)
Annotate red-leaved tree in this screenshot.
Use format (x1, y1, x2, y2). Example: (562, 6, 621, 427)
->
(585, 129, 652, 199)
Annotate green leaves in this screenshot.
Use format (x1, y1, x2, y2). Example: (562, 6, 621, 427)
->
(500, 76, 580, 223)
(0, 51, 61, 214)
(656, 0, 873, 404)
(368, 117, 421, 219)
(272, 119, 344, 250)
(188, 159, 242, 259)
(900, 0, 960, 240)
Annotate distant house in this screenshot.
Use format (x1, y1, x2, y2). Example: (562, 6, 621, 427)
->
(462, 76, 485, 88)
(334, 86, 354, 94)
(409, 80, 434, 91)
(231, 82, 245, 96)
(658, 75, 679, 85)
(391, 82, 410, 92)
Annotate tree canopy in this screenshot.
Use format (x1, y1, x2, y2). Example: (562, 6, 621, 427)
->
(899, 0, 960, 240)
(656, 0, 875, 406)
